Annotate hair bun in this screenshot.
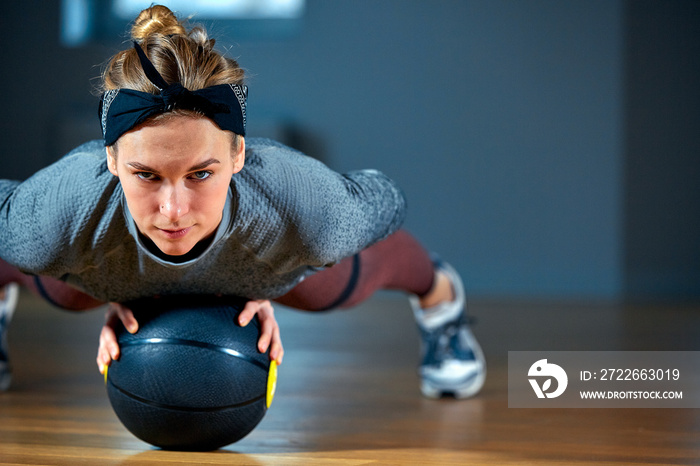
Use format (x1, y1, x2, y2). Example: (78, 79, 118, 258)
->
(131, 5, 186, 41)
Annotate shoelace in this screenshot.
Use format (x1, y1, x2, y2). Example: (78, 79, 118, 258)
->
(421, 315, 476, 366)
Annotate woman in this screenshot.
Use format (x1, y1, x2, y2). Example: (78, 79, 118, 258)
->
(0, 5, 484, 399)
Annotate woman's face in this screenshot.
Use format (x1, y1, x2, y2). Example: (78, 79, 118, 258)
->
(107, 116, 244, 256)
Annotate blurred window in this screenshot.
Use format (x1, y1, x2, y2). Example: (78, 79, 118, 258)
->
(61, 0, 305, 46)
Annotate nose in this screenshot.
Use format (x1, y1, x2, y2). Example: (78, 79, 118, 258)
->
(159, 183, 189, 222)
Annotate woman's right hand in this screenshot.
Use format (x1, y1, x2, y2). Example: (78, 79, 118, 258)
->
(97, 302, 139, 374)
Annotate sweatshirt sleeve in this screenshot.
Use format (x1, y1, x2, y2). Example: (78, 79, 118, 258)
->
(232, 139, 408, 271)
(314, 168, 407, 261)
(0, 141, 122, 277)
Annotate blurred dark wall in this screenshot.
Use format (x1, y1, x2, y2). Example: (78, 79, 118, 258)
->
(623, 0, 700, 300)
(0, 2, 102, 177)
(0, 0, 698, 301)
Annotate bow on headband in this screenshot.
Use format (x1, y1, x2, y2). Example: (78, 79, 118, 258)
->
(99, 42, 247, 146)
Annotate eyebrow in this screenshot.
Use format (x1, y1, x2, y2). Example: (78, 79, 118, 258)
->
(126, 158, 221, 173)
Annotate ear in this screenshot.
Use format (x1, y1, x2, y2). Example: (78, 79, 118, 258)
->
(106, 146, 119, 176)
(232, 137, 246, 174)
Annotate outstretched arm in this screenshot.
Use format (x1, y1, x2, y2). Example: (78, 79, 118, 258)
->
(236, 142, 408, 272)
(0, 142, 120, 277)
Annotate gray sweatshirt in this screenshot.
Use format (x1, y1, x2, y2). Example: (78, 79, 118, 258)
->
(0, 138, 406, 302)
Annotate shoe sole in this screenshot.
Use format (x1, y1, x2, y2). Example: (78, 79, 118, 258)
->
(420, 327, 487, 399)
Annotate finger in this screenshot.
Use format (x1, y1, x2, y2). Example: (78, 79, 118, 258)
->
(116, 305, 139, 334)
(271, 346, 284, 366)
(257, 322, 272, 354)
(269, 329, 284, 365)
(238, 300, 259, 327)
(256, 301, 283, 363)
(97, 351, 113, 374)
(97, 349, 109, 374)
(257, 302, 278, 352)
(97, 325, 120, 369)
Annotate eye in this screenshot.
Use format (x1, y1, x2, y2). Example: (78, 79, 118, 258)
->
(190, 170, 213, 181)
(136, 172, 158, 181)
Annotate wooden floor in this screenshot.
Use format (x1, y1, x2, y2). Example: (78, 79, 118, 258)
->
(1, 290, 699, 465)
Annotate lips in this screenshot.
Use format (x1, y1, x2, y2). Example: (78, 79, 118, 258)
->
(157, 226, 193, 239)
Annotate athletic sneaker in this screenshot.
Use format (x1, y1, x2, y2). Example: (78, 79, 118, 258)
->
(410, 261, 486, 399)
(0, 283, 19, 391)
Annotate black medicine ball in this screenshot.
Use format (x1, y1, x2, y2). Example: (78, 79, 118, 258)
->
(105, 295, 277, 451)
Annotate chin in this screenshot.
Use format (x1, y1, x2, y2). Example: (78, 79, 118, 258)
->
(156, 242, 195, 257)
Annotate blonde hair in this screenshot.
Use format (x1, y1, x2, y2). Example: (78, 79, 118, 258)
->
(101, 5, 245, 93)
(100, 5, 246, 153)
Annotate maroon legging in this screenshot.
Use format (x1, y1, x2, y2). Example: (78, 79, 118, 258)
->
(0, 262, 103, 311)
(0, 230, 435, 312)
(276, 229, 435, 311)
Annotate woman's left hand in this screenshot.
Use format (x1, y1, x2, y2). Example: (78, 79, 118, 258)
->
(238, 299, 284, 365)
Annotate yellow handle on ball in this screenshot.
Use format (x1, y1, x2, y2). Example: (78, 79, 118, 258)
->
(266, 360, 278, 408)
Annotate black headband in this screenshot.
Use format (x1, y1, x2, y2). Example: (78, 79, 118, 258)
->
(99, 42, 247, 146)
